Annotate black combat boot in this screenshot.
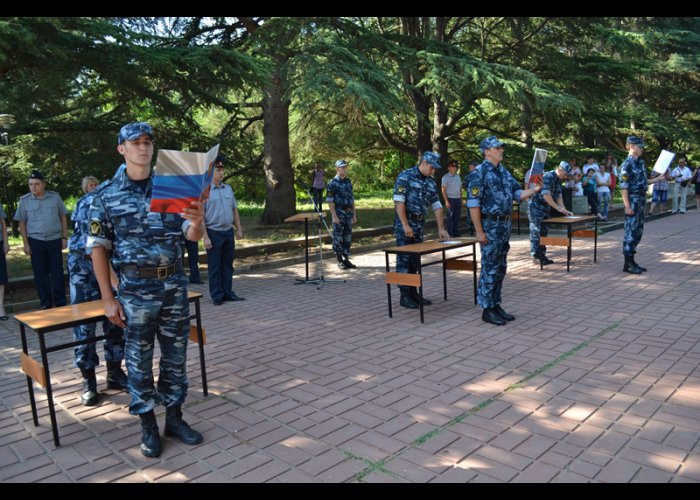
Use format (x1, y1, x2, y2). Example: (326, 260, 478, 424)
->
(106, 361, 128, 390)
(139, 410, 161, 458)
(79, 368, 100, 406)
(336, 253, 348, 270)
(164, 405, 203, 445)
(482, 307, 506, 326)
(631, 256, 647, 272)
(623, 255, 642, 274)
(494, 304, 515, 322)
(399, 288, 419, 309)
(409, 287, 432, 306)
(342, 255, 357, 269)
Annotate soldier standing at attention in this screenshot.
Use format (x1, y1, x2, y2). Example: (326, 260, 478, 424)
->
(619, 135, 666, 274)
(528, 161, 573, 265)
(393, 151, 450, 309)
(467, 136, 542, 326)
(14, 169, 68, 309)
(68, 176, 127, 406)
(327, 159, 357, 270)
(87, 122, 206, 458)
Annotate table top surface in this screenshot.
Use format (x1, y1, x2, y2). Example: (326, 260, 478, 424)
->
(284, 212, 326, 223)
(15, 291, 203, 333)
(543, 215, 598, 224)
(384, 238, 477, 255)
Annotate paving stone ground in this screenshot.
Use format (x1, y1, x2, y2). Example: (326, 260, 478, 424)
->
(1, 210, 699, 482)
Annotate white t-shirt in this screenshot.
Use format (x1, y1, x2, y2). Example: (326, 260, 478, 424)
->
(582, 163, 600, 175)
(596, 172, 611, 195)
(572, 182, 584, 196)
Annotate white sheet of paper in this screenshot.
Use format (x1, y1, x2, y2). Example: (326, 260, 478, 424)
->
(653, 150, 675, 175)
(563, 216, 581, 219)
(441, 240, 461, 244)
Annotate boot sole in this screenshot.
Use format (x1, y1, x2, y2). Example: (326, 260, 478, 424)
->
(140, 444, 162, 458)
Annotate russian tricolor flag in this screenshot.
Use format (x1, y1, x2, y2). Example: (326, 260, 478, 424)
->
(150, 144, 220, 213)
(527, 148, 548, 188)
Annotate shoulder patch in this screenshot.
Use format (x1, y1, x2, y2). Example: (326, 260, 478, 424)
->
(470, 186, 480, 196)
(397, 185, 406, 193)
(621, 174, 628, 182)
(89, 221, 102, 236)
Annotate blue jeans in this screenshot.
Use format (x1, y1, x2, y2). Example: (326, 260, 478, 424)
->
(598, 191, 611, 219)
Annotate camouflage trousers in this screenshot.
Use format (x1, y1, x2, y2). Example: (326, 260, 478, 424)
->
(332, 210, 354, 256)
(528, 204, 550, 257)
(623, 194, 646, 256)
(68, 253, 124, 370)
(119, 274, 190, 415)
(394, 218, 424, 291)
(477, 219, 512, 308)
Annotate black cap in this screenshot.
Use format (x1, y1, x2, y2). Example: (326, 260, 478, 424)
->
(29, 169, 45, 181)
(214, 154, 226, 167)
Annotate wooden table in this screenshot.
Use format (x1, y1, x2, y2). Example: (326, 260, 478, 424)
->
(539, 215, 598, 272)
(383, 238, 477, 323)
(14, 291, 207, 447)
(284, 212, 326, 284)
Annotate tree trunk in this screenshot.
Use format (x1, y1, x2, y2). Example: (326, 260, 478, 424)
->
(260, 70, 296, 225)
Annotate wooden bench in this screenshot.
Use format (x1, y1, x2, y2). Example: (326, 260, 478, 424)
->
(539, 215, 599, 272)
(384, 238, 478, 323)
(14, 291, 208, 447)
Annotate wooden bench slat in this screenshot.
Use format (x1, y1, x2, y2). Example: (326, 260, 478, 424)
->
(385, 272, 421, 287)
(540, 236, 570, 247)
(445, 260, 475, 271)
(21, 353, 46, 388)
(189, 325, 206, 345)
(572, 229, 596, 238)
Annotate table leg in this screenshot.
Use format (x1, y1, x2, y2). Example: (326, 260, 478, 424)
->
(594, 218, 598, 263)
(20, 324, 39, 427)
(194, 298, 208, 397)
(442, 250, 447, 301)
(567, 225, 572, 273)
(304, 217, 309, 281)
(386, 253, 392, 318)
(38, 334, 60, 447)
(539, 220, 544, 270)
(418, 259, 424, 324)
(472, 244, 477, 305)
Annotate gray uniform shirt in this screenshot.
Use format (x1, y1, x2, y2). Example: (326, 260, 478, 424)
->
(204, 183, 238, 232)
(14, 191, 67, 241)
(441, 173, 462, 199)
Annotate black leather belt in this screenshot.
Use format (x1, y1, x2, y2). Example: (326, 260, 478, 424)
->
(121, 263, 180, 279)
(482, 213, 511, 222)
(408, 212, 424, 222)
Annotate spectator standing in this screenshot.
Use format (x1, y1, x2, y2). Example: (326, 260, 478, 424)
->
(0, 205, 8, 320)
(648, 167, 671, 215)
(670, 157, 692, 214)
(14, 170, 68, 309)
(596, 164, 612, 221)
(310, 163, 326, 212)
(441, 159, 463, 237)
(692, 165, 700, 211)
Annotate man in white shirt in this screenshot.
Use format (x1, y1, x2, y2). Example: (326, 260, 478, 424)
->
(582, 156, 600, 176)
(670, 157, 692, 214)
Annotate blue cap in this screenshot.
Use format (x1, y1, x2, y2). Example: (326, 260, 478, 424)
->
(558, 161, 572, 174)
(335, 159, 348, 168)
(447, 158, 459, 168)
(118, 122, 154, 145)
(28, 169, 45, 181)
(479, 135, 505, 152)
(214, 155, 226, 167)
(626, 135, 645, 148)
(422, 151, 441, 169)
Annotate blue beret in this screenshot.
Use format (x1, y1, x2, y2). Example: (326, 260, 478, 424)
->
(422, 151, 441, 169)
(335, 159, 348, 167)
(479, 136, 505, 152)
(118, 122, 154, 145)
(626, 136, 645, 148)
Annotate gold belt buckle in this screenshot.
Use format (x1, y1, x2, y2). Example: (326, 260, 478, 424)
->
(157, 266, 168, 279)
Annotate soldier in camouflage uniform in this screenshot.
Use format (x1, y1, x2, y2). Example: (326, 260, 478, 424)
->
(467, 136, 541, 326)
(619, 135, 665, 274)
(69, 176, 127, 406)
(87, 122, 205, 458)
(327, 160, 357, 269)
(393, 151, 450, 309)
(528, 161, 573, 265)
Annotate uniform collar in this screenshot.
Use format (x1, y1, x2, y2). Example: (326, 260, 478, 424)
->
(412, 165, 427, 180)
(115, 164, 153, 191)
(483, 160, 500, 170)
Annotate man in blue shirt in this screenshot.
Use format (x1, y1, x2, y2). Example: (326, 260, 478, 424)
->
(467, 136, 541, 326)
(393, 152, 450, 309)
(88, 122, 206, 458)
(619, 135, 666, 274)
